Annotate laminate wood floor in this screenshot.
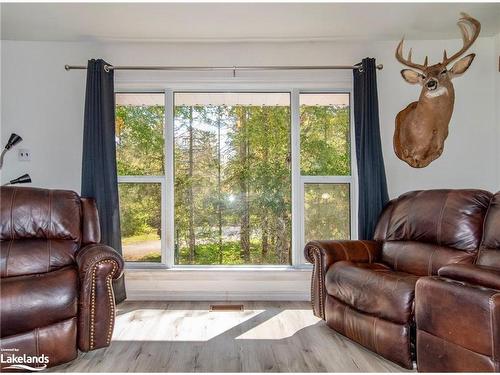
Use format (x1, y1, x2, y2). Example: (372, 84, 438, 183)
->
(50, 301, 410, 372)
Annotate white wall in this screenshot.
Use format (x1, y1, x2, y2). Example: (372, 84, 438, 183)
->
(1, 37, 498, 197)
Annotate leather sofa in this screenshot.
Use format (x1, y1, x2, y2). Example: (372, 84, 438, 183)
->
(415, 191, 500, 372)
(305, 189, 493, 369)
(0, 187, 124, 369)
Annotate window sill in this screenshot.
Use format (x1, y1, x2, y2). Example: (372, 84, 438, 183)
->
(125, 264, 312, 272)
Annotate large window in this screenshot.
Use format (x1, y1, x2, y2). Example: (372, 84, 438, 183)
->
(116, 93, 165, 263)
(115, 90, 353, 267)
(174, 93, 291, 265)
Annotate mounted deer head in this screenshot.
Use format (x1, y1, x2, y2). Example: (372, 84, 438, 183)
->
(394, 13, 481, 168)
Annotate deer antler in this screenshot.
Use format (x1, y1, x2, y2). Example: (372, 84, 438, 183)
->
(395, 38, 429, 71)
(442, 12, 481, 66)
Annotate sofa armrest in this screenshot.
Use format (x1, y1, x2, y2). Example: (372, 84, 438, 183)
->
(416, 276, 500, 372)
(76, 244, 124, 352)
(304, 240, 381, 319)
(438, 264, 500, 291)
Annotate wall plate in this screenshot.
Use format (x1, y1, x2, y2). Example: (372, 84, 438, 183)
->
(18, 149, 31, 161)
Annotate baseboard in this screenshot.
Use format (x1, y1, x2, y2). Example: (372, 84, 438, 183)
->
(124, 268, 312, 301)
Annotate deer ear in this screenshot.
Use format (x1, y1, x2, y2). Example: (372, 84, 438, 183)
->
(400, 69, 423, 84)
(450, 54, 476, 77)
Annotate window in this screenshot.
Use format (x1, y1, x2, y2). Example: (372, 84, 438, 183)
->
(173, 93, 291, 265)
(304, 183, 350, 242)
(115, 90, 354, 267)
(300, 93, 351, 176)
(299, 93, 352, 251)
(116, 93, 165, 263)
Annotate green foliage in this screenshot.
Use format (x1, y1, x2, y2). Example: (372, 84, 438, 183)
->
(304, 183, 350, 242)
(300, 106, 350, 176)
(173, 104, 292, 265)
(116, 98, 351, 265)
(137, 252, 162, 263)
(118, 183, 161, 239)
(176, 241, 283, 265)
(116, 105, 165, 175)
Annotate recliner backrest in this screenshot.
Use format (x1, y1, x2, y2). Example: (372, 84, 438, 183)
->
(374, 189, 492, 276)
(478, 191, 500, 269)
(0, 187, 84, 277)
(1, 187, 82, 242)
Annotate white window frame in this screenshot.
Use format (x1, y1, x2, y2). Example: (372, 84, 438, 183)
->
(295, 90, 357, 265)
(116, 91, 168, 269)
(116, 85, 357, 270)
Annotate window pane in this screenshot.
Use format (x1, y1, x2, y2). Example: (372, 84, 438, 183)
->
(119, 183, 161, 262)
(300, 93, 350, 176)
(304, 183, 350, 243)
(116, 93, 165, 175)
(174, 92, 291, 265)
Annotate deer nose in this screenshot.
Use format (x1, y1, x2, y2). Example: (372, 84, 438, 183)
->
(427, 80, 437, 90)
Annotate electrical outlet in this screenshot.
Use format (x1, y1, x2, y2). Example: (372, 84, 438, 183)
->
(18, 149, 31, 161)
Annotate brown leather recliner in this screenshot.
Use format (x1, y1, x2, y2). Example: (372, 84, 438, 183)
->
(305, 189, 492, 369)
(0, 187, 124, 369)
(415, 191, 500, 372)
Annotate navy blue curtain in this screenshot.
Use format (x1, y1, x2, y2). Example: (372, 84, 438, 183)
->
(353, 58, 389, 240)
(81, 59, 126, 303)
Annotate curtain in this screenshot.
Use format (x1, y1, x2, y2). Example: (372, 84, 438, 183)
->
(81, 59, 126, 303)
(353, 58, 389, 240)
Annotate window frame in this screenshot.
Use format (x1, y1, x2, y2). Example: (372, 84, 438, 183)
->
(116, 92, 168, 269)
(116, 87, 357, 269)
(296, 91, 357, 265)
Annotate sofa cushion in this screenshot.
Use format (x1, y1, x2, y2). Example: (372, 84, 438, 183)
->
(325, 261, 419, 324)
(478, 192, 500, 268)
(381, 241, 475, 276)
(438, 264, 500, 290)
(0, 187, 82, 242)
(0, 266, 78, 337)
(0, 239, 78, 278)
(382, 189, 491, 251)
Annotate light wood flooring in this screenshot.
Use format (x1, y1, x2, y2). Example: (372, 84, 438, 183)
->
(50, 301, 410, 372)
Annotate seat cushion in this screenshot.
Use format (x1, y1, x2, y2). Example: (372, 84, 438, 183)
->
(0, 318, 78, 369)
(0, 239, 78, 278)
(0, 266, 78, 337)
(326, 261, 419, 324)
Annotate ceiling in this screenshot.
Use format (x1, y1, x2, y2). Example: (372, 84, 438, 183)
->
(2, 3, 500, 43)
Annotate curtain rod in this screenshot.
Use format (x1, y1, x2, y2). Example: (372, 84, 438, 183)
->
(64, 64, 383, 75)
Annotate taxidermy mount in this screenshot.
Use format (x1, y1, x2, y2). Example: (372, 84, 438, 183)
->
(394, 13, 480, 168)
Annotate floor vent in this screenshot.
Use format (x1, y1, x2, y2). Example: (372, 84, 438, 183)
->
(209, 304, 244, 312)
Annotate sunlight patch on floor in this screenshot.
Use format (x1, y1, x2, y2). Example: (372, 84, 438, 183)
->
(235, 309, 320, 340)
(113, 308, 264, 341)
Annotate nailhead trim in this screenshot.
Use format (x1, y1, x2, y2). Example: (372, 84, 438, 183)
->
(306, 246, 325, 320)
(89, 259, 118, 350)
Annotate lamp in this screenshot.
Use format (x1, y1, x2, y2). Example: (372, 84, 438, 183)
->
(3, 174, 31, 186)
(5, 133, 23, 150)
(0, 133, 23, 169)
